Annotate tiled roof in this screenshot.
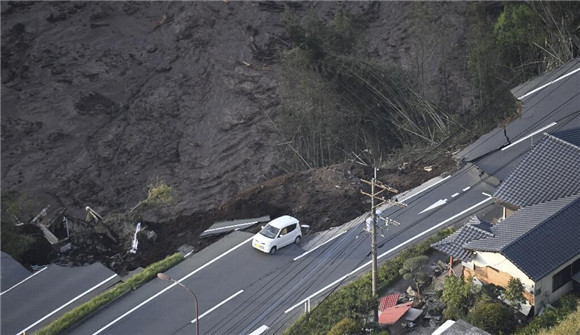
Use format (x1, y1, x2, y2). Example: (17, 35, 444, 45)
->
(502, 196, 580, 281)
(431, 216, 494, 262)
(493, 133, 580, 207)
(465, 195, 580, 281)
(552, 127, 580, 146)
(378, 293, 399, 312)
(378, 302, 412, 325)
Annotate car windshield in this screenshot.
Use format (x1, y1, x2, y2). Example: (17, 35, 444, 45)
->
(259, 224, 279, 239)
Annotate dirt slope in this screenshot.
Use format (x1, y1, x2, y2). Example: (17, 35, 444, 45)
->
(1, 2, 471, 272)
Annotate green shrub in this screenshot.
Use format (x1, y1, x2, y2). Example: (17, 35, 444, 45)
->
(327, 317, 362, 335)
(469, 301, 516, 335)
(35, 253, 184, 335)
(1, 191, 37, 261)
(516, 294, 580, 335)
(537, 301, 580, 335)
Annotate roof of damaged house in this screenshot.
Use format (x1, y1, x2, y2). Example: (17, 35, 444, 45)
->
(493, 130, 580, 208)
(464, 195, 580, 281)
(431, 216, 494, 262)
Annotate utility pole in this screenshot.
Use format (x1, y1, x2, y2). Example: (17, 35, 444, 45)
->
(360, 168, 405, 298)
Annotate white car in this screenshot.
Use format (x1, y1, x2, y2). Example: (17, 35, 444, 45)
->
(252, 215, 302, 255)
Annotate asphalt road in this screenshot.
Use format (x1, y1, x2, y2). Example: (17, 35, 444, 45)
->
(1, 263, 119, 335)
(64, 161, 499, 335)
(1, 252, 31, 290)
(456, 58, 580, 180)
(60, 59, 580, 335)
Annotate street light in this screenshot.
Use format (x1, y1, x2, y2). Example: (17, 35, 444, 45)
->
(157, 273, 199, 335)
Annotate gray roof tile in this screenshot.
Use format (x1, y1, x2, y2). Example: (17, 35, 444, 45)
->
(552, 127, 580, 147)
(494, 134, 580, 207)
(465, 195, 580, 281)
(431, 216, 494, 262)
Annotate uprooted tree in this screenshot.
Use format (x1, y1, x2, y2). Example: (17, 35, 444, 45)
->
(129, 179, 174, 214)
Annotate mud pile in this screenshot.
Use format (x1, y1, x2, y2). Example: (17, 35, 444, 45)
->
(1, 2, 471, 272)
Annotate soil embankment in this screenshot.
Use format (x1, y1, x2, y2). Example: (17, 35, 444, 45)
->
(1, 2, 470, 273)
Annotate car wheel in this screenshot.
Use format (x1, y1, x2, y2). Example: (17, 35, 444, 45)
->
(269, 246, 277, 255)
(295, 236, 301, 244)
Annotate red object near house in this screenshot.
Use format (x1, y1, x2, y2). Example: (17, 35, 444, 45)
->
(378, 293, 399, 312)
(378, 302, 413, 325)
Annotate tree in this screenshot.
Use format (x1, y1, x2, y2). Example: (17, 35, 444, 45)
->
(505, 277, 526, 309)
(130, 179, 174, 213)
(399, 255, 429, 298)
(441, 275, 473, 320)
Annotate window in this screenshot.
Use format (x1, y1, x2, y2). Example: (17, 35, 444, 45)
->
(572, 258, 580, 274)
(553, 264, 572, 292)
(286, 224, 297, 233)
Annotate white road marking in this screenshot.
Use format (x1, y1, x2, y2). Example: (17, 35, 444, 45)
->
(248, 325, 270, 335)
(203, 221, 258, 233)
(93, 237, 253, 335)
(482, 192, 492, 198)
(450, 193, 459, 198)
(17, 274, 118, 335)
(293, 231, 347, 261)
(191, 290, 244, 323)
(398, 175, 451, 202)
(1, 266, 47, 296)
(518, 66, 580, 100)
(501, 122, 557, 151)
(419, 199, 447, 214)
(462, 187, 470, 192)
(285, 197, 493, 314)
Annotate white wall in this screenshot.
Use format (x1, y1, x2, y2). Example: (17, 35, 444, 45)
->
(534, 254, 580, 312)
(471, 252, 535, 289)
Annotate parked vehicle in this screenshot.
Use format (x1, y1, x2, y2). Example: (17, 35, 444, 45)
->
(252, 215, 302, 254)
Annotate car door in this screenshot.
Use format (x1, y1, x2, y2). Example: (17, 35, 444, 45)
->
(278, 223, 295, 247)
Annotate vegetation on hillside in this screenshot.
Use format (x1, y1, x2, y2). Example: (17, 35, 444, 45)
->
(537, 301, 580, 335)
(516, 294, 580, 335)
(277, 3, 580, 169)
(278, 6, 453, 169)
(466, 2, 580, 133)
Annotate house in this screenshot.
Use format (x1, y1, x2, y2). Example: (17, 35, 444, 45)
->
(463, 195, 580, 310)
(433, 129, 580, 314)
(494, 129, 580, 218)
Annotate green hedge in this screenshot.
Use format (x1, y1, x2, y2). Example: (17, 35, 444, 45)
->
(35, 253, 184, 335)
(284, 227, 454, 335)
(538, 301, 580, 335)
(516, 294, 580, 335)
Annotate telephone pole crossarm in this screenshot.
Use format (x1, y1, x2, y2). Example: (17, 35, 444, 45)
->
(360, 178, 398, 194)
